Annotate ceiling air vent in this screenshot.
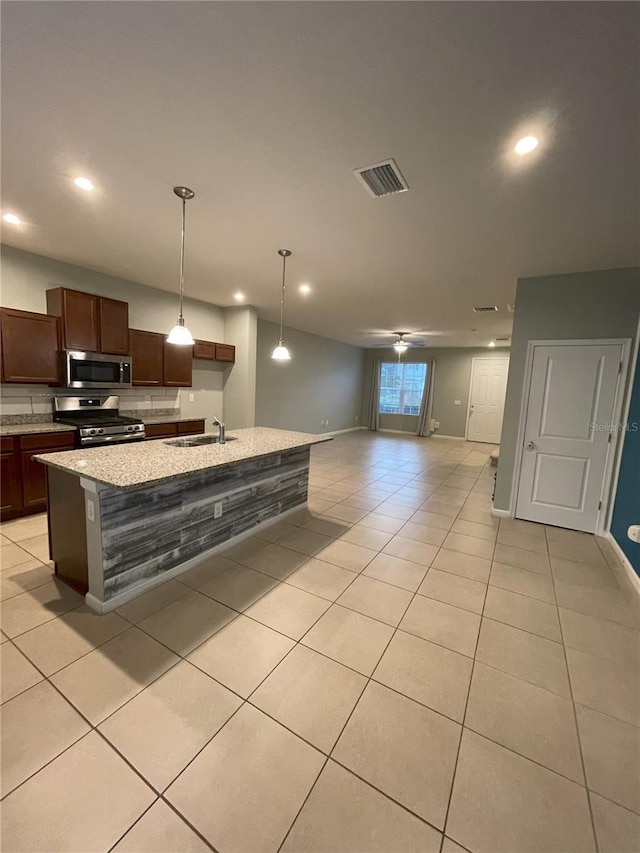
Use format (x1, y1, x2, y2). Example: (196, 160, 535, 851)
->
(496, 336, 511, 342)
(472, 306, 499, 313)
(354, 158, 409, 198)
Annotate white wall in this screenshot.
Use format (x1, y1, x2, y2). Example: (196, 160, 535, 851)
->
(0, 245, 231, 422)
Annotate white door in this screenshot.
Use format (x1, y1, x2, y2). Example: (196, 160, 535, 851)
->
(516, 343, 622, 532)
(467, 358, 510, 443)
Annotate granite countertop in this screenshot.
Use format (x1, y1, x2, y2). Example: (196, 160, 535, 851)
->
(0, 413, 204, 436)
(140, 415, 208, 425)
(0, 422, 76, 437)
(36, 427, 332, 489)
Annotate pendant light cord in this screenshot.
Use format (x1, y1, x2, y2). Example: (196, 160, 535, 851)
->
(278, 252, 287, 344)
(178, 196, 186, 321)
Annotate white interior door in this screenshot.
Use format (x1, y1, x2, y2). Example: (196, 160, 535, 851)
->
(467, 358, 510, 443)
(516, 343, 622, 532)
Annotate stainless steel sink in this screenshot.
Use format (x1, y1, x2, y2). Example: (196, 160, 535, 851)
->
(165, 435, 237, 448)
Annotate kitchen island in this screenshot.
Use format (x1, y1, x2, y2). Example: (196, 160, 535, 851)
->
(36, 427, 332, 613)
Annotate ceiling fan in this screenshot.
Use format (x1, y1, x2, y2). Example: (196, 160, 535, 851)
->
(372, 331, 435, 352)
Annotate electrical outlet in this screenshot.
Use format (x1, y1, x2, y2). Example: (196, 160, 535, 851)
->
(435, 421, 440, 428)
(214, 501, 223, 519)
(355, 415, 359, 422)
(144, 395, 151, 404)
(326, 420, 329, 426)
(87, 499, 95, 522)
(188, 393, 195, 403)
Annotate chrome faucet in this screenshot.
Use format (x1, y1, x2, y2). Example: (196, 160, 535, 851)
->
(212, 416, 226, 444)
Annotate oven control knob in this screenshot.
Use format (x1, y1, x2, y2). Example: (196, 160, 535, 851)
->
(89, 429, 97, 435)
(126, 425, 134, 432)
(98, 428, 104, 435)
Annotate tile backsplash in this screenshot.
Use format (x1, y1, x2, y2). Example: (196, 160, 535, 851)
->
(0, 384, 181, 421)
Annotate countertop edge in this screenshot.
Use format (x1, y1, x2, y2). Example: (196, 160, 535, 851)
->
(35, 430, 333, 490)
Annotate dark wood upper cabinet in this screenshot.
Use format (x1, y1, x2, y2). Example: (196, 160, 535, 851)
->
(130, 329, 164, 386)
(47, 288, 99, 352)
(193, 339, 217, 360)
(164, 340, 193, 387)
(98, 297, 129, 354)
(0, 308, 61, 384)
(46, 288, 129, 355)
(193, 339, 236, 364)
(215, 343, 236, 363)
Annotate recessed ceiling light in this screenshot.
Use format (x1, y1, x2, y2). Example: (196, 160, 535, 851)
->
(514, 136, 539, 155)
(233, 292, 245, 302)
(2, 213, 21, 225)
(488, 341, 496, 348)
(299, 284, 312, 295)
(74, 176, 94, 192)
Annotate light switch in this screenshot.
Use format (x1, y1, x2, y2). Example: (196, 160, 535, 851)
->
(188, 393, 195, 402)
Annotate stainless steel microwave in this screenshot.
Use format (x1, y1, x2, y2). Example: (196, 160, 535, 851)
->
(63, 350, 132, 389)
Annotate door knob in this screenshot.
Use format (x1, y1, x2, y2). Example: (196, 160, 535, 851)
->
(526, 441, 535, 450)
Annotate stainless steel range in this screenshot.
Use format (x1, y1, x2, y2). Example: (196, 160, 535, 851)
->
(53, 396, 146, 447)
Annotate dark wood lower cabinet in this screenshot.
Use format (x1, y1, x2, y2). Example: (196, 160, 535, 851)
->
(0, 431, 75, 520)
(21, 450, 48, 510)
(1, 448, 22, 514)
(145, 420, 205, 440)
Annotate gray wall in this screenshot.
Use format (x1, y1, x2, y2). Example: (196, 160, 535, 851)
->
(223, 306, 258, 429)
(256, 319, 365, 434)
(1, 245, 232, 425)
(494, 267, 640, 511)
(361, 347, 511, 437)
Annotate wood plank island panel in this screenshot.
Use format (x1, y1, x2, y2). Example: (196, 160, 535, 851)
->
(100, 446, 310, 599)
(36, 428, 332, 612)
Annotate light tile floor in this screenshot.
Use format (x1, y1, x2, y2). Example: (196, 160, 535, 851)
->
(1, 432, 639, 852)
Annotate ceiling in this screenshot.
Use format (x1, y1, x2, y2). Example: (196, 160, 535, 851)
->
(1, 2, 638, 348)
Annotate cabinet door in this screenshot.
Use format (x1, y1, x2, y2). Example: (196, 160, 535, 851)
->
(0, 308, 60, 384)
(215, 343, 236, 363)
(144, 423, 178, 439)
(193, 339, 216, 360)
(1, 450, 22, 514)
(21, 450, 48, 510)
(177, 420, 205, 436)
(47, 288, 100, 352)
(164, 341, 193, 387)
(99, 297, 129, 355)
(130, 329, 164, 385)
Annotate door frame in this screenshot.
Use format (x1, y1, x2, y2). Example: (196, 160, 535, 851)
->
(465, 356, 510, 442)
(511, 338, 631, 535)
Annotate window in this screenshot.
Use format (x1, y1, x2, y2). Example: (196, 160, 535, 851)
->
(379, 362, 428, 415)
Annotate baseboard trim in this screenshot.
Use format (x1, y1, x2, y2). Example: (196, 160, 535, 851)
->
(84, 504, 306, 614)
(378, 428, 416, 435)
(324, 426, 366, 436)
(491, 507, 512, 518)
(605, 532, 640, 597)
(430, 434, 465, 441)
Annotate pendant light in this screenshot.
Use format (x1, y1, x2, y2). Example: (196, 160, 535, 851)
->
(271, 249, 292, 360)
(166, 186, 195, 346)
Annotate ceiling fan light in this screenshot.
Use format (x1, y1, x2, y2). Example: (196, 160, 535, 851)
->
(393, 342, 408, 353)
(271, 343, 291, 361)
(166, 318, 195, 346)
